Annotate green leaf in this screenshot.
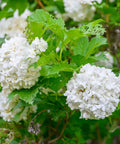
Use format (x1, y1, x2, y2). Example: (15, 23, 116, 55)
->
(72, 36, 107, 58)
(42, 72, 72, 91)
(0, 37, 5, 47)
(93, 52, 107, 61)
(45, 35, 61, 53)
(65, 29, 86, 42)
(71, 55, 85, 66)
(0, 0, 28, 20)
(86, 37, 107, 58)
(79, 19, 105, 36)
(12, 100, 29, 111)
(3, 0, 28, 14)
(27, 9, 66, 40)
(40, 62, 76, 77)
(37, 51, 58, 66)
(0, 9, 13, 20)
(28, 9, 50, 23)
(73, 37, 89, 55)
(9, 87, 39, 104)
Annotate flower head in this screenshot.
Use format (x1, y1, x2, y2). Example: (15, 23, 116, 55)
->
(0, 9, 31, 38)
(0, 36, 47, 90)
(64, 64, 120, 119)
(63, 0, 101, 21)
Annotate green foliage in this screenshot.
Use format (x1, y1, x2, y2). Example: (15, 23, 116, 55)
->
(0, 0, 29, 20)
(37, 51, 58, 66)
(9, 87, 39, 104)
(79, 19, 106, 36)
(44, 0, 65, 13)
(40, 62, 77, 77)
(0, 1, 120, 144)
(26, 9, 66, 40)
(72, 37, 107, 57)
(0, 37, 5, 47)
(96, 2, 120, 25)
(41, 72, 72, 91)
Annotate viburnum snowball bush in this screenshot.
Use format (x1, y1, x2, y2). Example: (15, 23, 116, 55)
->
(64, 64, 120, 119)
(0, 9, 31, 38)
(63, 0, 102, 21)
(0, 0, 119, 142)
(0, 36, 48, 90)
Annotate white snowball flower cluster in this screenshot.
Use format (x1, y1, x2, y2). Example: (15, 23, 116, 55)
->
(0, 9, 31, 38)
(63, 0, 102, 21)
(64, 64, 120, 119)
(0, 36, 47, 89)
(0, 36, 48, 121)
(95, 52, 114, 68)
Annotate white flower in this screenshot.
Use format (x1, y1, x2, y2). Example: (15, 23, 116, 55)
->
(0, 36, 48, 90)
(63, 0, 102, 22)
(0, 9, 31, 38)
(64, 64, 120, 119)
(56, 47, 60, 53)
(95, 52, 114, 68)
(0, 2, 7, 9)
(31, 37, 48, 54)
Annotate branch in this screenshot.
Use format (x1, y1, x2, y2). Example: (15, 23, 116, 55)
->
(96, 124, 102, 144)
(48, 113, 71, 144)
(37, 0, 47, 12)
(32, 109, 50, 121)
(48, 120, 68, 144)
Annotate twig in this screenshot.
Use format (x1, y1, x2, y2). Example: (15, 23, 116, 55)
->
(48, 120, 68, 144)
(37, 0, 47, 11)
(96, 124, 102, 144)
(32, 109, 50, 121)
(105, 0, 110, 45)
(48, 113, 71, 144)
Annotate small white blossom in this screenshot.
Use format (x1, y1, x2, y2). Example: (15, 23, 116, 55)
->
(0, 36, 48, 90)
(56, 47, 60, 53)
(31, 37, 48, 54)
(63, 0, 102, 22)
(1, 2, 7, 9)
(64, 64, 120, 119)
(0, 9, 31, 38)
